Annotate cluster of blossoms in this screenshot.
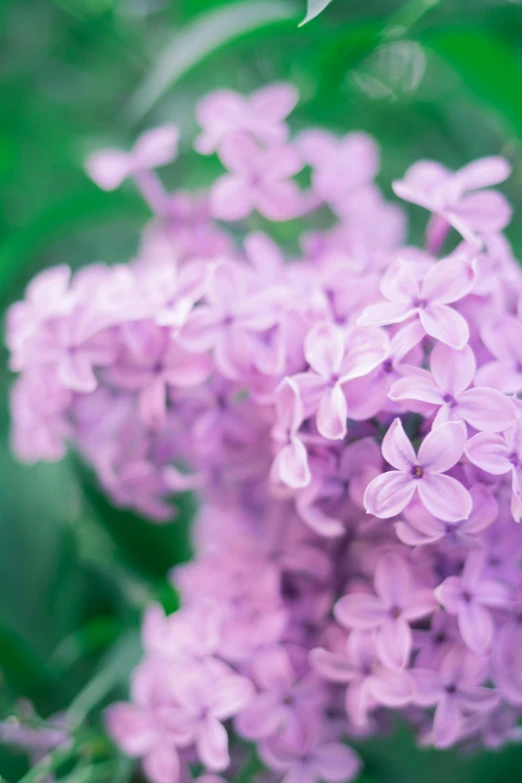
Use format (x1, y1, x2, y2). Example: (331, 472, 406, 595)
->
(7, 82, 522, 783)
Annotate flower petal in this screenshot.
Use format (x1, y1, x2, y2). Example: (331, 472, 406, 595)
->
(430, 342, 475, 396)
(364, 471, 416, 519)
(419, 304, 470, 349)
(458, 388, 516, 433)
(465, 432, 511, 474)
(418, 420, 467, 473)
(334, 593, 386, 630)
(418, 473, 472, 522)
(381, 418, 417, 471)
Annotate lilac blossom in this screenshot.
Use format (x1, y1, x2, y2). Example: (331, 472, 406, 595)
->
(364, 418, 472, 521)
(358, 255, 477, 348)
(7, 84, 522, 782)
(334, 552, 436, 669)
(393, 157, 512, 247)
(435, 549, 511, 653)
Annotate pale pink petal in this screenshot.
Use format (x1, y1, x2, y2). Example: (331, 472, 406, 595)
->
(430, 342, 475, 395)
(433, 695, 462, 748)
(434, 576, 464, 614)
(340, 325, 390, 381)
(334, 593, 387, 629)
(366, 669, 413, 707)
(474, 580, 511, 608)
(296, 129, 337, 168)
(272, 438, 311, 489)
(312, 743, 361, 783)
(456, 157, 511, 190)
(403, 589, 437, 622)
(418, 473, 472, 522)
(375, 552, 411, 606)
(250, 82, 299, 123)
(236, 693, 285, 739)
(382, 418, 417, 471)
(458, 686, 500, 714)
(197, 717, 229, 772)
(419, 305, 470, 349)
(274, 376, 304, 435)
(143, 744, 180, 783)
(133, 125, 179, 169)
(459, 602, 494, 653)
(395, 520, 442, 546)
(410, 669, 441, 706)
(309, 649, 358, 683)
(377, 617, 412, 669)
(364, 471, 416, 518)
(105, 703, 156, 756)
(380, 262, 420, 302)
(465, 432, 511, 474)
(421, 256, 476, 305)
(178, 308, 218, 352)
(210, 175, 254, 221)
(451, 191, 512, 234)
(388, 372, 443, 405)
(138, 378, 167, 429)
(85, 150, 131, 191)
(210, 675, 253, 720)
(304, 322, 344, 379)
(58, 352, 97, 393)
(263, 146, 303, 180)
(390, 320, 426, 363)
(458, 388, 516, 432)
(218, 131, 258, 172)
(418, 420, 467, 473)
(256, 180, 303, 221)
(317, 385, 347, 440)
(358, 301, 417, 327)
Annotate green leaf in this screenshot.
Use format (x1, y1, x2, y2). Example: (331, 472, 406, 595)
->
(425, 29, 522, 141)
(65, 630, 141, 730)
(127, 0, 299, 122)
(299, 0, 334, 27)
(75, 458, 194, 583)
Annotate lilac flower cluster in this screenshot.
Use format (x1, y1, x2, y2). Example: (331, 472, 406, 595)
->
(7, 83, 522, 782)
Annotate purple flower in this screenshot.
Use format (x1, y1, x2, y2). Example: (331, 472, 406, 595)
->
(292, 322, 389, 440)
(195, 83, 298, 155)
(411, 646, 499, 748)
(393, 157, 512, 246)
(259, 720, 361, 783)
(334, 552, 436, 669)
(364, 418, 472, 521)
(210, 132, 304, 222)
(270, 378, 311, 489)
(358, 255, 477, 349)
(395, 483, 498, 548)
(86, 125, 179, 191)
(311, 629, 413, 728)
(297, 129, 379, 204)
(466, 418, 522, 522)
(435, 549, 511, 654)
(389, 341, 516, 432)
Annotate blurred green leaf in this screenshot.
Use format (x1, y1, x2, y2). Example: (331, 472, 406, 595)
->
(299, 0, 334, 26)
(66, 629, 141, 729)
(425, 29, 522, 141)
(76, 458, 194, 582)
(127, 0, 299, 121)
(0, 189, 144, 307)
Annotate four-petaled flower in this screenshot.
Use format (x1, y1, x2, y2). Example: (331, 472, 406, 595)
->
(358, 255, 477, 349)
(364, 418, 472, 521)
(435, 549, 511, 654)
(334, 552, 437, 669)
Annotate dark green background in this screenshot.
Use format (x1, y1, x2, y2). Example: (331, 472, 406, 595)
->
(1, 0, 522, 780)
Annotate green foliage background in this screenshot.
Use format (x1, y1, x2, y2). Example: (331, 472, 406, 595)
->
(2, 0, 522, 780)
